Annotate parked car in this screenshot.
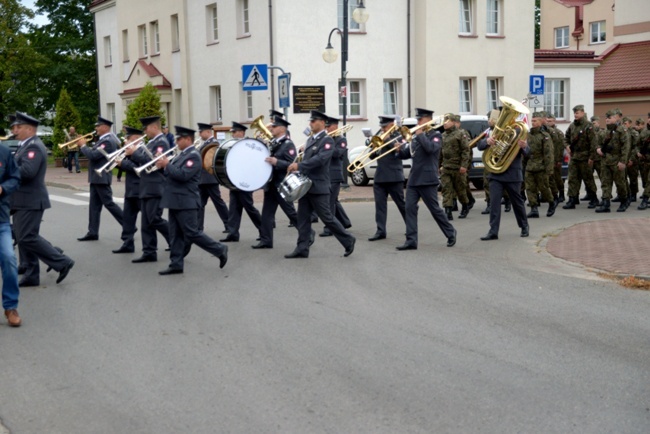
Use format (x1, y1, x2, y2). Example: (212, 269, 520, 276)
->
(0, 139, 20, 156)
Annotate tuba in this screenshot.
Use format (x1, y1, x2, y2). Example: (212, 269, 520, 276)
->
(482, 96, 529, 174)
(250, 115, 273, 143)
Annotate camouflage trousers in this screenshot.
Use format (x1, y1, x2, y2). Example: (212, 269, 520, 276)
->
(525, 170, 554, 207)
(441, 169, 468, 207)
(640, 161, 650, 196)
(567, 159, 597, 198)
(600, 162, 628, 200)
(552, 165, 564, 196)
(626, 162, 639, 195)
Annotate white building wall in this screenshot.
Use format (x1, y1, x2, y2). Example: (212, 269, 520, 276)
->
(93, 1, 122, 129)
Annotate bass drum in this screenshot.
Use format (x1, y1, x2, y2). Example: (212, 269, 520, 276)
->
(199, 140, 228, 176)
(212, 138, 272, 191)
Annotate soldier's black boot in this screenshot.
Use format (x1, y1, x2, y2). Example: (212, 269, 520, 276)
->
(468, 195, 476, 210)
(504, 199, 512, 213)
(452, 199, 458, 212)
(587, 192, 599, 209)
(617, 198, 628, 212)
(638, 196, 648, 210)
(562, 196, 577, 209)
(629, 194, 637, 203)
(580, 192, 589, 201)
(527, 206, 539, 218)
(481, 202, 491, 215)
(547, 199, 557, 217)
(445, 207, 453, 221)
(611, 195, 621, 203)
(595, 199, 611, 213)
(459, 203, 469, 219)
(558, 191, 566, 203)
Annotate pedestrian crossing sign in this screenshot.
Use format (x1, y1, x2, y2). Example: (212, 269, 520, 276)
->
(242, 64, 268, 91)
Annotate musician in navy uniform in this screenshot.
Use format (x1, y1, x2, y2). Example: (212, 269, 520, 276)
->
(77, 116, 124, 241)
(220, 122, 262, 242)
(10, 112, 74, 287)
(368, 115, 406, 241)
(477, 129, 530, 240)
(285, 110, 356, 258)
(155, 126, 228, 275)
(394, 108, 456, 250)
(124, 116, 170, 263)
(320, 116, 352, 237)
(112, 126, 144, 253)
(252, 116, 298, 249)
(196, 123, 229, 233)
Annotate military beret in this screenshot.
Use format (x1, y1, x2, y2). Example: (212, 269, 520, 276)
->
(272, 116, 291, 128)
(139, 116, 161, 127)
(415, 108, 434, 119)
(174, 125, 195, 138)
(95, 116, 113, 127)
(123, 126, 143, 136)
(590, 116, 600, 122)
(197, 122, 213, 131)
(10, 112, 39, 127)
(572, 105, 584, 112)
(230, 121, 248, 132)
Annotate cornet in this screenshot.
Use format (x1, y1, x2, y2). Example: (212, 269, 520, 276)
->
(134, 146, 179, 176)
(59, 132, 95, 150)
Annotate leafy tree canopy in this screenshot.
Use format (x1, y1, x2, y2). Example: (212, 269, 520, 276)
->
(123, 82, 167, 130)
(52, 87, 81, 157)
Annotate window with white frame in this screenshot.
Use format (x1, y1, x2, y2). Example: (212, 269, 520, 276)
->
(383, 80, 399, 115)
(459, 78, 474, 114)
(338, 0, 362, 31)
(210, 85, 223, 122)
(103, 36, 112, 66)
(237, 0, 250, 36)
(543, 79, 566, 120)
(121, 30, 129, 62)
(340, 80, 364, 118)
(207, 4, 218, 43)
(150, 21, 160, 55)
(138, 24, 148, 57)
(590, 20, 606, 44)
(555, 26, 569, 48)
(171, 14, 180, 51)
(486, 78, 500, 111)
(107, 103, 116, 133)
(459, 0, 474, 35)
(486, 0, 501, 35)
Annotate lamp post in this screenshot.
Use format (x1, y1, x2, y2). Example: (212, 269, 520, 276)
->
(323, 0, 369, 127)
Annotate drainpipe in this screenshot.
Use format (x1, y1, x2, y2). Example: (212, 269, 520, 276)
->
(407, 0, 411, 117)
(269, 0, 275, 111)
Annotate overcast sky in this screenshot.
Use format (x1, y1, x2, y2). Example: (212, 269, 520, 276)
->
(21, 0, 49, 26)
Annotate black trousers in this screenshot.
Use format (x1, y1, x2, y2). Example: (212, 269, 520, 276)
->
(322, 182, 352, 234)
(13, 209, 71, 283)
(88, 184, 123, 237)
(295, 192, 354, 254)
(227, 190, 262, 240)
(199, 183, 229, 232)
(120, 196, 141, 250)
(168, 208, 227, 270)
(373, 181, 406, 236)
(487, 179, 528, 236)
(259, 186, 298, 246)
(404, 185, 455, 247)
(140, 197, 170, 257)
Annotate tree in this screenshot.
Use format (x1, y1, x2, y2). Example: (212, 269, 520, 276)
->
(52, 88, 81, 157)
(123, 82, 167, 130)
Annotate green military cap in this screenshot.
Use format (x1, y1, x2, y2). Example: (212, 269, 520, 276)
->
(547, 112, 556, 119)
(622, 116, 632, 123)
(613, 108, 623, 116)
(532, 111, 544, 118)
(572, 104, 584, 112)
(537, 110, 547, 117)
(590, 116, 600, 122)
(453, 114, 461, 122)
(605, 110, 615, 117)
(636, 118, 645, 125)
(444, 112, 455, 121)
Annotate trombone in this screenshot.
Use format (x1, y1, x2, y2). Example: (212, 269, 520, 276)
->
(134, 146, 179, 176)
(59, 132, 95, 151)
(94, 136, 146, 175)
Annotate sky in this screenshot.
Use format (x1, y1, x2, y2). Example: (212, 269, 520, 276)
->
(20, 0, 49, 26)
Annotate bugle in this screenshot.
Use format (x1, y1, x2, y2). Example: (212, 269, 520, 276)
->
(58, 132, 95, 150)
(134, 146, 178, 176)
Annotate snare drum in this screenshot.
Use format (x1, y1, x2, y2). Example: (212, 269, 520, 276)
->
(212, 138, 272, 191)
(278, 173, 312, 202)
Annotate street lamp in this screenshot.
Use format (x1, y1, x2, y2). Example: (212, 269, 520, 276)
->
(322, 0, 369, 126)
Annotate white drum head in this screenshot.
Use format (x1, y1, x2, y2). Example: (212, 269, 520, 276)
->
(225, 138, 272, 191)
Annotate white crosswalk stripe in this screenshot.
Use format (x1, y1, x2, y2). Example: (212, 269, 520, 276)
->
(49, 193, 124, 206)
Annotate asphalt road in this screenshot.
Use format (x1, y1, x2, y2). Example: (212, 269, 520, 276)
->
(1, 187, 649, 433)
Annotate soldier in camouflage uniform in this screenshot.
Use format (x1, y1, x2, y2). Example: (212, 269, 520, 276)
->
(622, 117, 640, 203)
(562, 105, 599, 209)
(638, 114, 650, 210)
(590, 116, 605, 203)
(454, 115, 476, 211)
(525, 113, 556, 217)
(595, 110, 630, 213)
(441, 113, 470, 220)
(546, 113, 566, 203)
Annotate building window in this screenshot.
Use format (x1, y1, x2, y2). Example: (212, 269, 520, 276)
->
(459, 0, 474, 35)
(459, 78, 473, 114)
(237, 0, 250, 36)
(339, 80, 364, 118)
(171, 14, 180, 51)
(486, 0, 501, 35)
(103, 36, 112, 66)
(554, 26, 569, 48)
(207, 4, 219, 43)
(383, 80, 398, 115)
(246, 91, 253, 120)
(486, 78, 500, 111)
(150, 21, 160, 55)
(138, 24, 148, 57)
(211, 85, 223, 122)
(121, 30, 129, 62)
(107, 103, 116, 133)
(543, 79, 566, 120)
(338, 0, 362, 31)
(590, 20, 606, 44)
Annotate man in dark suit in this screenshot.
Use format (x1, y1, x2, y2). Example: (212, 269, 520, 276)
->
(395, 108, 456, 250)
(124, 116, 170, 262)
(196, 123, 229, 233)
(368, 115, 406, 241)
(477, 128, 530, 240)
(77, 116, 124, 241)
(320, 116, 352, 237)
(113, 126, 144, 253)
(285, 110, 356, 258)
(220, 122, 262, 242)
(252, 116, 298, 249)
(10, 112, 74, 287)
(155, 126, 227, 275)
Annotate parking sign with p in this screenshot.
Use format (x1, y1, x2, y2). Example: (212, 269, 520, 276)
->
(529, 75, 545, 96)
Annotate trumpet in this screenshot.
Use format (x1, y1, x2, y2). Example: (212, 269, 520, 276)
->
(58, 132, 95, 150)
(94, 137, 146, 175)
(0, 134, 15, 140)
(347, 121, 412, 172)
(134, 146, 179, 176)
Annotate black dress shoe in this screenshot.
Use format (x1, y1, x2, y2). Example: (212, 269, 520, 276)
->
(344, 224, 352, 229)
(480, 233, 499, 241)
(112, 246, 135, 254)
(368, 233, 386, 241)
(18, 278, 40, 287)
(319, 231, 333, 237)
(159, 267, 183, 275)
(447, 229, 457, 247)
(17, 265, 26, 275)
(520, 225, 529, 237)
(251, 243, 273, 249)
(77, 233, 98, 241)
(311, 217, 319, 223)
(287, 223, 295, 228)
(219, 246, 228, 269)
(344, 238, 356, 257)
(396, 243, 417, 251)
(219, 236, 239, 242)
(222, 229, 230, 233)
(56, 260, 75, 284)
(284, 250, 309, 259)
(132, 255, 157, 263)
